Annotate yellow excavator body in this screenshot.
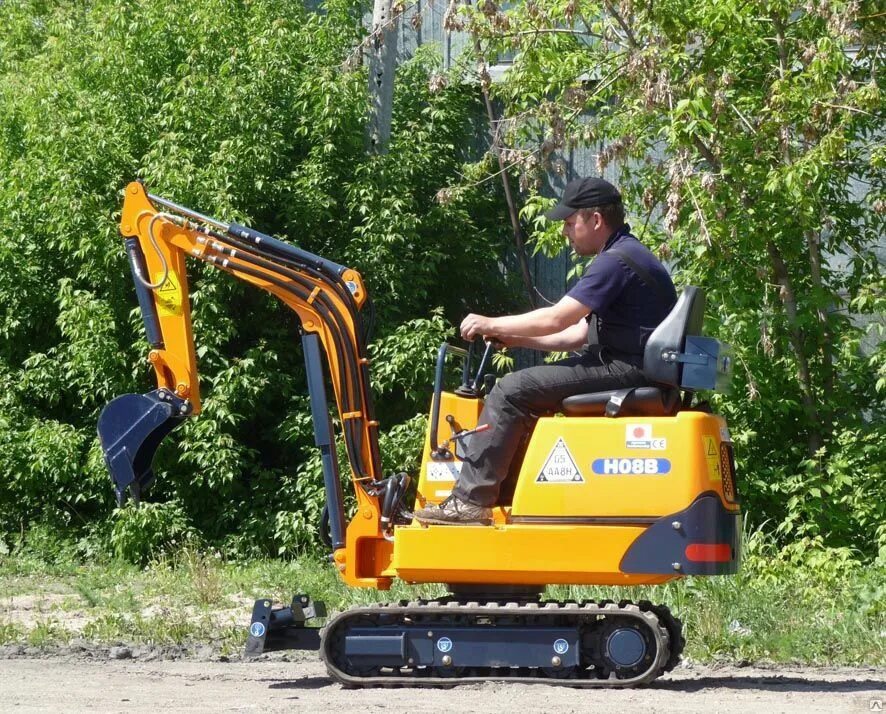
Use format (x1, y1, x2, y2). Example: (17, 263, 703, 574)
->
(375, 403, 737, 587)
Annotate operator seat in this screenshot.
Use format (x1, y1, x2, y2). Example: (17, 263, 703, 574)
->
(560, 286, 705, 417)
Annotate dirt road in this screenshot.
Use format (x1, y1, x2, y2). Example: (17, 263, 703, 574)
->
(0, 652, 883, 713)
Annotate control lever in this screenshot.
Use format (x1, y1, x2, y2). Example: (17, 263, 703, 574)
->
(471, 341, 495, 391)
(439, 419, 490, 450)
(431, 418, 491, 461)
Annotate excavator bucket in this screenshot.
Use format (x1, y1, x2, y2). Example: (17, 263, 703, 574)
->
(97, 388, 190, 504)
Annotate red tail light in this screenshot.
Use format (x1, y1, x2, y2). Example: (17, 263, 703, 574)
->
(685, 543, 733, 562)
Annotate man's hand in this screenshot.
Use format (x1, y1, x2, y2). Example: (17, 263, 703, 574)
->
(486, 335, 516, 349)
(460, 313, 494, 341)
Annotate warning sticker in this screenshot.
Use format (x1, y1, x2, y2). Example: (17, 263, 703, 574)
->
(154, 272, 183, 317)
(536, 438, 584, 483)
(703, 436, 722, 482)
(426, 461, 462, 482)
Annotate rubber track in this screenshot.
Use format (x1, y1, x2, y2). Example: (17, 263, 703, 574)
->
(320, 599, 679, 688)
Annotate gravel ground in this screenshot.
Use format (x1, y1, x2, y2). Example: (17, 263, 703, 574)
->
(0, 650, 883, 713)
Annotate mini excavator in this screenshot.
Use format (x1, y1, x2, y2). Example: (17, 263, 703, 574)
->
(99, 183, 740, 687)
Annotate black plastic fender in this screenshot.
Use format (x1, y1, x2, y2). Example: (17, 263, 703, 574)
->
(620, 492, 741, 575)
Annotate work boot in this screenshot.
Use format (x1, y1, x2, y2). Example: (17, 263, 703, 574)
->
(413, 494, 492, 526)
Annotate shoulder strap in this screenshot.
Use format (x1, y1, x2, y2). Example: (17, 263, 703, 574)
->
(606, 247, 673, 306)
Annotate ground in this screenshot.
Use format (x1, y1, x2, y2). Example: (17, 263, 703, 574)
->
(1, 552, 883, 711)
(0, 650, 883, 713)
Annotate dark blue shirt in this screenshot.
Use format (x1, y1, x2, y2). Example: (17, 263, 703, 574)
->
(566, 224, 677, 357)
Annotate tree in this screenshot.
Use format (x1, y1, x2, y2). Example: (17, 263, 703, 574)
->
(452, 0, 885, 552)
(0, 0, 517, 556)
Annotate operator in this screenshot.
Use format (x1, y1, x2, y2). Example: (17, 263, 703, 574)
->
(413, 177, 677, 525)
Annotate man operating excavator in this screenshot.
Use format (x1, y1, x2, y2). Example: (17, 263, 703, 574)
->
(101, 179, 737, 682)
(414, 177, 678, 526)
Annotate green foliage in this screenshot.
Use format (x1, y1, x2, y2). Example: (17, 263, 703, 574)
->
(369, 309, 455, 419)
(27, 620, 71, 647)
(0, 0, 881, 568)
(110, 501, 196, 564)
(0, 0, 515, 558)
(776, 428, 886, 548)
(378, 414, 429, 476)
(457, 0, 885, 556)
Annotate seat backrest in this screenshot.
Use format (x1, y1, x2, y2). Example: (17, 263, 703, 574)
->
(642, 286, 705, 388)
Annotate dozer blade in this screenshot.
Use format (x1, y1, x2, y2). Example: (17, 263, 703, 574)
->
(97, 388, 191, 504)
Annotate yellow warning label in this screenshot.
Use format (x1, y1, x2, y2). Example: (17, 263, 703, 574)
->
(154, 272, 183, 317)
(703, 436, 721, 481)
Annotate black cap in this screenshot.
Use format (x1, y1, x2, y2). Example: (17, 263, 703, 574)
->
(545, 177, 622, 220)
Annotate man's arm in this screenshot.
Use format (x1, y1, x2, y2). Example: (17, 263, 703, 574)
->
(495, 320, 589, 352)
(461, 295, 589, 341)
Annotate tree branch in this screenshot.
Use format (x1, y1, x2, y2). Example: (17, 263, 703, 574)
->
(471, 37, 537, 308)
(772, 14, 792, 165)
(693, 136, 722, 173)
(767, 239, 823, 457)
(807, 228, 836, 416)
(604, 1, 638, 48)
(498, 28, 605, 40)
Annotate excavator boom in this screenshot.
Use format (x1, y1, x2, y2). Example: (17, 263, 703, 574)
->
(98, 182, 384, 563)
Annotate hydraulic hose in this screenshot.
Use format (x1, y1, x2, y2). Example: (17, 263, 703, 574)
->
(192, 242, 377, 482)
(197, 229, 382, 482)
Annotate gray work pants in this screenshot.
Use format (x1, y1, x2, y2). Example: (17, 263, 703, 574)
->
(452, 350, 648, 507)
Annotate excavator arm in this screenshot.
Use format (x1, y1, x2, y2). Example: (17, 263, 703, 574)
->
(99, 183, 394, 586)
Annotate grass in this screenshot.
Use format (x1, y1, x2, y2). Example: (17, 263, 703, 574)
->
(27, 620, 71, 647)
(0, 532, 883, 665)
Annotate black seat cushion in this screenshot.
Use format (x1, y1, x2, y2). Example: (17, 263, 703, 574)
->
(561, 386, 680, 417)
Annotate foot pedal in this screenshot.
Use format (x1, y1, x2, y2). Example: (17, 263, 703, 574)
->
(245, 594, 327, 656)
